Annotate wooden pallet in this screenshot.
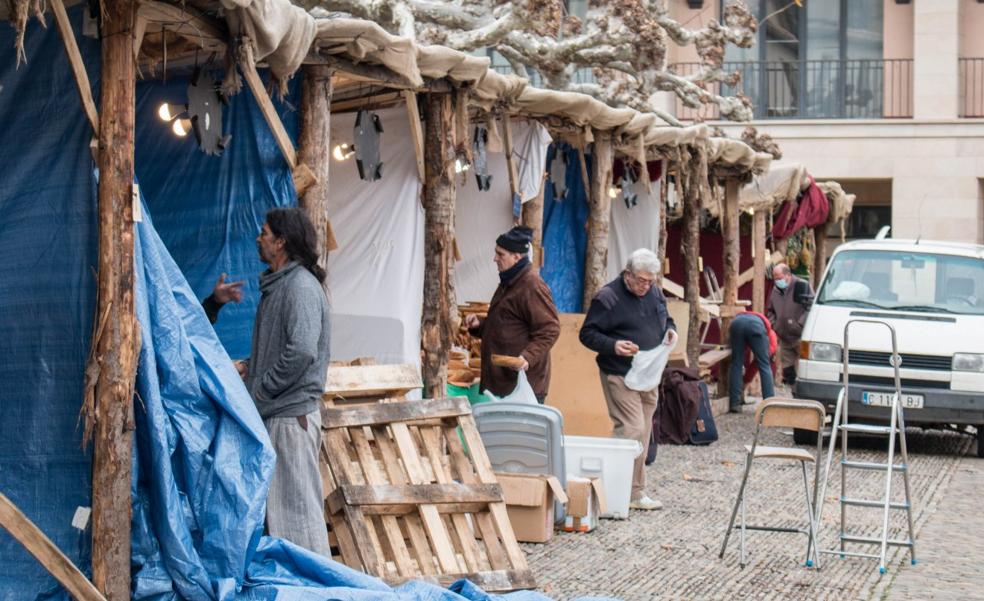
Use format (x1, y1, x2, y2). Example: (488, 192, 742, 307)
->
(320, 396, 535, 592)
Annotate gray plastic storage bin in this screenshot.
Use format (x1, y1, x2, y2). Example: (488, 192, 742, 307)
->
(472, 402, 566, 521)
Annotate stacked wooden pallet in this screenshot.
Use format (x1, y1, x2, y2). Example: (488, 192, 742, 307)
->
(320, 397, 535, 592)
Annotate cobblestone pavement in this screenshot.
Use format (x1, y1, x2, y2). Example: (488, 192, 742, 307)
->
(521, 409, 977, 601)
(875, 453, 984, 600)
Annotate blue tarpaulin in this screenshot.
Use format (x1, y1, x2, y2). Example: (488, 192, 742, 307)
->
(541, 144, 590, 313)
(0, 9, 617, 601)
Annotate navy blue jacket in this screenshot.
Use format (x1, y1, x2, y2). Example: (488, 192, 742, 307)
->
(579, 275, 676, 376)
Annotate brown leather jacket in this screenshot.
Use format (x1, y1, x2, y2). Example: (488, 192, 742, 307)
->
(470, 264, 561, 397)
(766, 275, 814, 343)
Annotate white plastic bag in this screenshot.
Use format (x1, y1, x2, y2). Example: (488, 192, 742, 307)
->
(624, 333, 677, 392)
(483, 370, 538, 404)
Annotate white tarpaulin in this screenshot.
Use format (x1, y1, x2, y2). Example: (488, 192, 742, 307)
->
(326, 107, 424, 367)
(607, 162, 666, 280)
(455, 120, 552, 303)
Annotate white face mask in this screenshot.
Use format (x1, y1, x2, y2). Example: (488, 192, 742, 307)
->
(775, 278, 789, 290)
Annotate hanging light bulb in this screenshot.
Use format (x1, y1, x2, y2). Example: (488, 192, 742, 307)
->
(454, 159, 470, 174)
(172, 118, 193, 137)
(332, 143, 355, 161)
(158, 102, 186, 122)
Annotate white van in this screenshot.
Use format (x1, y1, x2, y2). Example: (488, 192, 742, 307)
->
(796, 239, 984, 455)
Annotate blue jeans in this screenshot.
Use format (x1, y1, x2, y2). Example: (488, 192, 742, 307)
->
(729, 314, 775, 409)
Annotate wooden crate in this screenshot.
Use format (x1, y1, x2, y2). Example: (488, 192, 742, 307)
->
(320, 397, 535, 592)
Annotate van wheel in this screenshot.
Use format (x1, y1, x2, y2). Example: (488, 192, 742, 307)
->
(794, 428, 818, 446)
(976, 427, 984, 459)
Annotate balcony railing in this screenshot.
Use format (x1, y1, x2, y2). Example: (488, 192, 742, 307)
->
(490, 65, 596, 89)
(670, 59, 913, 121)
(960, 58, 984, 118)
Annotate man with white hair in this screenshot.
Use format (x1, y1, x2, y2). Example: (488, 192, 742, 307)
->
(579, 248, 677, 511)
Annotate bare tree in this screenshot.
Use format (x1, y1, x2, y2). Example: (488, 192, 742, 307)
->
(302, 0, 757, 125)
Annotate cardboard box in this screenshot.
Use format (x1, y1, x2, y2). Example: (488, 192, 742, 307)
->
(563, 476, 607, 533)
(495, 472, 568, 543)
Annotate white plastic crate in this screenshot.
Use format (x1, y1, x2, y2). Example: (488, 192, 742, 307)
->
(563, 434, 642, 519)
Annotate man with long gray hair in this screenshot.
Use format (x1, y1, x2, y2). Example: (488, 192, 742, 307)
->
(579, 248, 677, 511)
(236, 207, 331, 556)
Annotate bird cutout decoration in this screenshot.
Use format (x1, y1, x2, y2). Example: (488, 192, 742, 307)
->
(354, 109, 384, 181)
(472, 125, 492, 191)
(549, 149, 568, 201)
(620, 163, 639, 209)
(187, 68, 231, 156)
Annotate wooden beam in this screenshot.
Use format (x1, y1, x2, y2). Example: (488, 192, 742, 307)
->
(308, 53, 419, 89)
(50, 0, 99, 135)
(91, 0, 138, 597)
(403, 91, 426, 183)
(330, 91, 404, 113)
(657, 159, 669, 285)
(132, 13, 147, 62)
(719, 178, 741, 399)
(522, 171, 548, 266)
(241, 60, 297, 169)
(136, 0, 226, 52)
(752, 209, 767, 313)
(298, 64, 333, 282)
(421, 92, 458, 398)
(680, 148, 703, 368)
(500, 113, 521, 204)
(583, 130, 613, 309)
(813, 225, 827, 289)
(0, 493, 106, 601)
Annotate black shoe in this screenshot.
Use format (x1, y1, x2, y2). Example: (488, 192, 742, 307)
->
(729, 405, 743, 413)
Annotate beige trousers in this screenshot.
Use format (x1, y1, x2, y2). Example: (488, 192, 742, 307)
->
(600, 373, 658, 501)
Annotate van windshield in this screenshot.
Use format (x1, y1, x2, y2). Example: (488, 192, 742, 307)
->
(817, 249, 984, 316)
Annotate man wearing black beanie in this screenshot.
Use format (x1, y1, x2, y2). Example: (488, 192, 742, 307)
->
(464, 226, 561, 402)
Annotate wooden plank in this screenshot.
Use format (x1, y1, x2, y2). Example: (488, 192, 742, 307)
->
(403, 91, 426, 183)
(372, 426, 437, 576)
(343, 502, 495, 516)
(662, 277, 721, 317)
(50, 0, 99, 135)
(390, 422, 460, 573)
(420, 427, 483, 573)
(322, 397, 470, 429)
(457, 418, 528, 570)
(328, 511, 363, 569)
(442, 425, 509, 571)
(0, 493, 106, 601)
(699, 348, 732, 369)
(338, 483, 504, 507)
(348, 427, 416, 578)
(324, 364, 422, 399)
(241, 60, 297, 168)
(133, 14, 148, 62)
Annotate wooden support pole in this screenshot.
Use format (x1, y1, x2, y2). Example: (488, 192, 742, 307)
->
(421, 93, 458, 398)
(657, 160, 670, 285)
(91, 0, 138, 597)
(50, 0, 99, 135)
(298, 65, 334, 289)
(752, 209, 767, 313)
(813, 225, 828, 288)
(681, 149, 703, 368)
(582, 131, 613, 310)
(0, 494, 106, 601)
(718, 178, 741, 398)
(521, 172, 547, 266)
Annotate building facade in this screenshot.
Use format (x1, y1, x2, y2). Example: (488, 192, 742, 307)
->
(667, 0, 984, 247)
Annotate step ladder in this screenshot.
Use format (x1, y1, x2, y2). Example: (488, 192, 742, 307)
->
(814, 319, 916, 573)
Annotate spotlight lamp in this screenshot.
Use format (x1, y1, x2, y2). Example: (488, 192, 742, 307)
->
(333, 143, 356, 161)
(172, 118, 193, 137)
(158, 102, 187, 122)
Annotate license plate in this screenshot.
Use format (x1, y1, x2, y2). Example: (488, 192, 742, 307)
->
(862, 391, 924, 409)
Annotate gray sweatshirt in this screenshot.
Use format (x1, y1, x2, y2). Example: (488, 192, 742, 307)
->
(246, 261, 331, 419)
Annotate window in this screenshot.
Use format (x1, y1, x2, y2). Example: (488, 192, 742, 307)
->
(722, 0, 885, 118)
(818, 250, 984, 315)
